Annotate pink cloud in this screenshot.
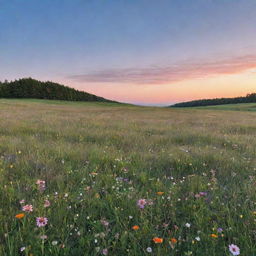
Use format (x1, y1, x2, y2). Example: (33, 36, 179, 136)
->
(68, 54, 256, 84)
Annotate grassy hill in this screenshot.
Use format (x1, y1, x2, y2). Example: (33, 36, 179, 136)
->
(176, 103, 256, 112)
(0, 78, 114, 103)
(171, 93, 256, 108)
(0, 99, 255, 255)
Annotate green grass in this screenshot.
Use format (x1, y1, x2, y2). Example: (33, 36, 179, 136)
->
(0, 99, 255, 255)
(193, 103, 256, 111)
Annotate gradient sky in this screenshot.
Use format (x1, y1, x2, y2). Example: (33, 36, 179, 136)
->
(1, 0, 256, 105)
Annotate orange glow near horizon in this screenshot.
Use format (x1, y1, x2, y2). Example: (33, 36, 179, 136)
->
(61, 68, 256, 105)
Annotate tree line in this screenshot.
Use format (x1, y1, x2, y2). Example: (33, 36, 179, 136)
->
(0, 78, 113, 102)
(171, 93, 256, 107)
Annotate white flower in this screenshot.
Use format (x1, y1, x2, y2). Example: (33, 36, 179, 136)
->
(195, 236, 200, 241)
(185, 223, 191, 228)
(146, 247, 152, 253)
(20, 247, 26, 252)
(229, 244, 240, 255)
(52, 241, 58, 246)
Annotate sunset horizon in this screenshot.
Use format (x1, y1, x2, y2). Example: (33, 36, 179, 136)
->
(1, 0, 255, 105)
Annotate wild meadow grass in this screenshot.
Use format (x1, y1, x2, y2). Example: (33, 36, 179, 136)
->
(0, 99, 255, 255)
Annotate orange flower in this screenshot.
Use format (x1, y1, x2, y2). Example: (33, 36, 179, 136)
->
(210, 234, 218, 238)
(157, 192, 164, 196)
(170, 238, 177, 244)
(15, 213, 25, 219)
(153, 237, 163, 244)
(132, 225, 140, 230)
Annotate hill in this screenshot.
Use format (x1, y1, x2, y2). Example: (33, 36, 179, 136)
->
(0, 78, 114, 102)
(171, 93, 256, 108)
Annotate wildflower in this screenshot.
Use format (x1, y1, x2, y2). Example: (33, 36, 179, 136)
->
(40, 235, 48, 240)
(210, 234, 218, 238)
(102, 248, 108, 255)
(153, 237, 163, 244)
(22, 204, 33, 212)
(185, 223, 191, 228)
(44, 200, 51, 208)
(157, 192, 164, 195)
(19, 199, 25, 204)
(146, 247, 152, 253)
(170, 238, 177, 244)
(20, 247, 26, 252)
(132, 225, 140, 230)
(217, 227, 223, 233)
(52, 241, 58, 246)
(137, 199, 147, 209)
(15, 213, 25, 219)
(195, 236, 200, 241)
(36, 180, 46, 191)
(199, 192, 207, 197)
(229, 244, 240, 255)
(36, 217, 48, 227)
(101, 219, 109, 227)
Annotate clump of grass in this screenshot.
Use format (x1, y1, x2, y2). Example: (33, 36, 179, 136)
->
(0, 99, 255, 255)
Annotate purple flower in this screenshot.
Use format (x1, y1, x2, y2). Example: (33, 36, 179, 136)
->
(217, 227, 223, 233)
(137, 199, 147, 209)
(102, 248, 108, 255)
(199, 192, 207, 197)
(36, 217, 48, 227)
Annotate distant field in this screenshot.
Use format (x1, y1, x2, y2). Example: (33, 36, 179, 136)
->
(192, 103, 256, 111)
(0, 99, 255, 255)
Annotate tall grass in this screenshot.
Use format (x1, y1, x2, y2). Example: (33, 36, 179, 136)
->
(0, 99, 255, 255)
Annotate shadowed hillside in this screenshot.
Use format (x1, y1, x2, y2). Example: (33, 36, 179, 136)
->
(0, 78, 114, 102)
(171, 93, 256, 107)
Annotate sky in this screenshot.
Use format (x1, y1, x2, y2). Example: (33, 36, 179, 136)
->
(0, 0, 256, 105)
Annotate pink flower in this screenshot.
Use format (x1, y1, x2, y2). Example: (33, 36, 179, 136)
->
(22, 204, 33, 212)
(229, 244, 240, 256)
(101, 219, 109, 227)
(137, 199, 147, 209)
(36, 179, 46, 191)
(36, 217, 48, 227)
(102, 248, 108, 255)
(19, 199, 25, 204)
(44, 200, 51, 208)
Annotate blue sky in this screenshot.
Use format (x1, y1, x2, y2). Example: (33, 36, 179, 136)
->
(1, 0, 256, 105)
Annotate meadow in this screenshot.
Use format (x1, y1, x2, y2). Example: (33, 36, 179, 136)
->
(0, 99, 255, 256)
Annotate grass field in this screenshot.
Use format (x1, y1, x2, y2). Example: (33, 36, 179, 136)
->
(0, 99, 255, 256)
(193, 103, 256, 111)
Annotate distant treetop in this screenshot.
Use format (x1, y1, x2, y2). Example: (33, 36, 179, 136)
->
(171, 93, 256, 108)
(0, 78, 114, 103)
